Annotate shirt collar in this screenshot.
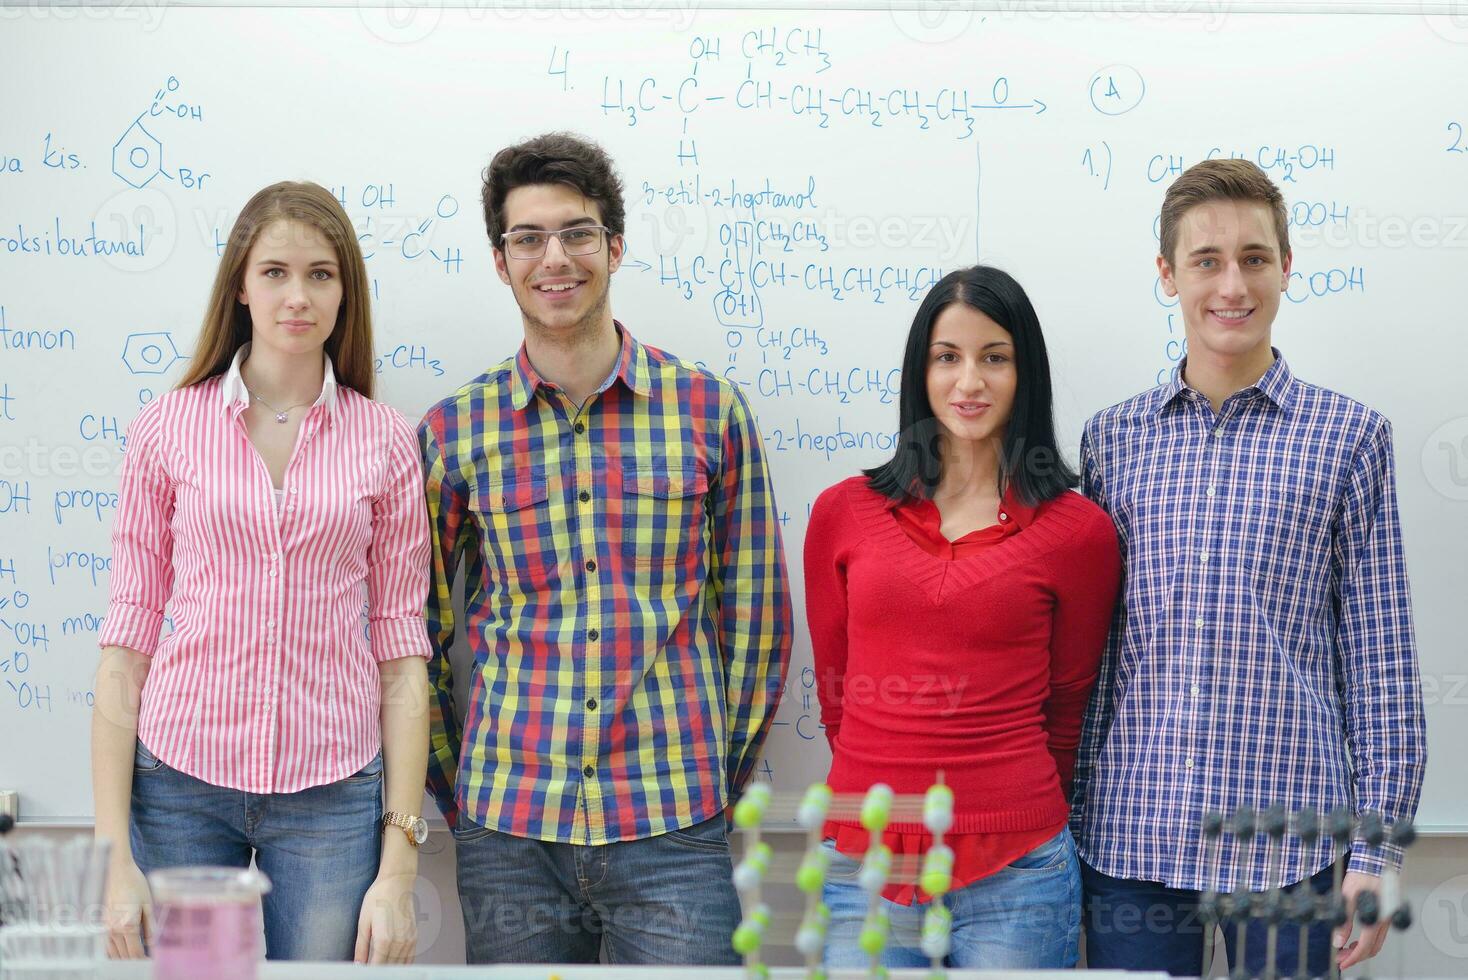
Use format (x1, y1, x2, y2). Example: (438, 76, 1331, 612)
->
(1157, 347, 1296, 415)
(883, 483, 1039, 531)
(219, 342, 340, 422)
(509, 321, 652, 411)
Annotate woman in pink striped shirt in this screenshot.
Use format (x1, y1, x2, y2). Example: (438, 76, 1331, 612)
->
(91, 182, 432, 964)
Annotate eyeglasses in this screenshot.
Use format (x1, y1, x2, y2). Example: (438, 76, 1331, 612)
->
(499, 226, 611, 260)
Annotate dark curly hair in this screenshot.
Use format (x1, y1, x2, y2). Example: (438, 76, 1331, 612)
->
(481, 132, 626, 250)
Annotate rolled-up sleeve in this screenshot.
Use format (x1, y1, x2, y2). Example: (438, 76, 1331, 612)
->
(418, 408, 471, 825)
(367, 411, 432, 663)
(99, 399, 174, 656)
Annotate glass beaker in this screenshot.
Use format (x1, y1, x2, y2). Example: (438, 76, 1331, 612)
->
(146, 867, 271, 980)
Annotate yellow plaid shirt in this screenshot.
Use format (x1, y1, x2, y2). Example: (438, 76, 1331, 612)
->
(419, 325, 792, 843)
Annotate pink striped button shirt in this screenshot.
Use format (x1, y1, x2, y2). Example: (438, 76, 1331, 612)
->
(100, 345, 431, 793)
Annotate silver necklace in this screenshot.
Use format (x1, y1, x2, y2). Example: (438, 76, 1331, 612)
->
(244, 384, 312, 424)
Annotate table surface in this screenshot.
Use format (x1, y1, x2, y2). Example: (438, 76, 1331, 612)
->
(94, 964, 1168, 979)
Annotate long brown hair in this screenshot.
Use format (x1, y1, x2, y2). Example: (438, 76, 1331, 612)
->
(176, 181, 374, 397)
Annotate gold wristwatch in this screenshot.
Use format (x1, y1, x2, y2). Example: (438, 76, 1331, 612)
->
(382, 811, 428, 847)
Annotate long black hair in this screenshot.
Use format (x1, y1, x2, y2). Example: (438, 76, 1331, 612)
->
(863, 265, 1078, 506)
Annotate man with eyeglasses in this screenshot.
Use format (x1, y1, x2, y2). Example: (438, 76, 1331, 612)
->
(417, 131, 792, 965)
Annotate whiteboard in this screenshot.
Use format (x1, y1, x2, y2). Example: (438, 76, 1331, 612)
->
(0, 3, 1462, 831)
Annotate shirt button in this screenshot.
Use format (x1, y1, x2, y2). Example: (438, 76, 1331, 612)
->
(1206, 487, 1216, 497)
(289, 487, 298, 495)
(269, 569, 278, 578)
(583, 764, 595, 778)
(587, 629, 599, 642)
(1185, 758, 1195, 769)
(1195, 617, 1205, 629)
(575, 422, 586, 434)
(1212, 427, 1224, 438)
(266, 619, 276, 628)
(1190, 684, 1200, 696)
(585, 559, 597, 573)
(579, 491, 592, 504)
(998, 512, 1009, 522)
(586, 698, 598, 710)
(1199, 552, 1209, 563)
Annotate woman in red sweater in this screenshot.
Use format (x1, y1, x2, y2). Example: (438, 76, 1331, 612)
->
(804, 265, 1121, 970)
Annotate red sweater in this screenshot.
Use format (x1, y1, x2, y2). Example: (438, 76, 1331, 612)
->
(804, 476, 1121, 837)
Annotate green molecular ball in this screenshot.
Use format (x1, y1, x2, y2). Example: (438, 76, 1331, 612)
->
(920, 869, 952, 898)
(731, 924, 762, 955)
(859, 925, 888, 957)
(796, 851, 830, 893)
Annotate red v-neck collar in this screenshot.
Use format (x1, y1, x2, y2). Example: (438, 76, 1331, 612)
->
(842, 480, 1085, 604)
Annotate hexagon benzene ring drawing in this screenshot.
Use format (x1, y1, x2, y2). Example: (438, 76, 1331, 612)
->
(122, 331, 184, 375)
(112, 119, 164, 189)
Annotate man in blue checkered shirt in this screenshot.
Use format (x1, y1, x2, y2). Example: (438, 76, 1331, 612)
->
(1071, 159, 1426, 977)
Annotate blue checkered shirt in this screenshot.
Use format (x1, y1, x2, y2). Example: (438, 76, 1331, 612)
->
(1070, 352, 1426, 891)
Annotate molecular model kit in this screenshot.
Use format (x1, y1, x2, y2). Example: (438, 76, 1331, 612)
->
(730, 780, 957, 980)
(726, 783, 1419, 980)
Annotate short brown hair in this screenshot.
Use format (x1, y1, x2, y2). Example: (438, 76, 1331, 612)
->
(176, 181, 375, 397)
(1159, 159, 1289, 267)
(481, 132, 626, 250)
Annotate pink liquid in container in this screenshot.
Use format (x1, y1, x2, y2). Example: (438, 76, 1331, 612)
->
(147, 867, 272, 980)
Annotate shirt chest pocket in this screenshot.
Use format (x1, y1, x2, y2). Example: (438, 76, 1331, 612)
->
(470, 475, 557, 590)
(619, 464, 710, 569)
(1247, 487, 1334, 584)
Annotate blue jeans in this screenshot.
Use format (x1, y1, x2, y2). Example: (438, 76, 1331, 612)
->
(1081, 858, 1338, 977)
(453, 811, 742, 965)
(129, 740, 382, 961)
(823, 827, 1082, 970)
